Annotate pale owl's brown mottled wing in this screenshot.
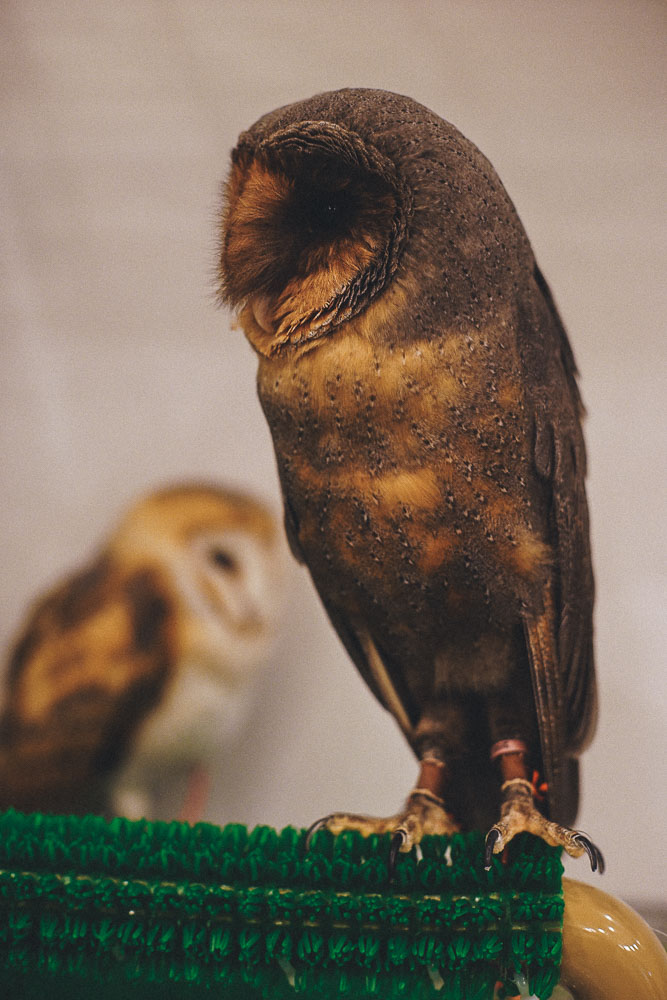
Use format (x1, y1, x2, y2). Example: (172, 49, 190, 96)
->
(0, 556, 172, 814)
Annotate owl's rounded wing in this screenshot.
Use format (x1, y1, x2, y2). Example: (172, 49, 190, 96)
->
(0, 556, 173, 814)
(520, 264, 597, 824)
(280, 484, 420, 733)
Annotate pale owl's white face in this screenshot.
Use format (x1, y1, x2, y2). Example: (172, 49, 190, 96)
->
(184, 526, 284, 674)
(113, 512, 287, 814)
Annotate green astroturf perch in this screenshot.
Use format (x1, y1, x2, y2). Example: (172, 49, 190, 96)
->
(0, 811, 565, 999)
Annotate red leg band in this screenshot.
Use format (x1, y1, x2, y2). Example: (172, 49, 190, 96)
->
(416, 757, 448, 799)
(489, 738, 529, 761)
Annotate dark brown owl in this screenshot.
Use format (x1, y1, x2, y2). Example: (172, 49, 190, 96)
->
(219, 88, 603, 871)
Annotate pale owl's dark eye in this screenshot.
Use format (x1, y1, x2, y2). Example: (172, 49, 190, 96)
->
(209, 548, 238, 574)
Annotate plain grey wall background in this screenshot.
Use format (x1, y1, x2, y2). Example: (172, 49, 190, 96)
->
(1, 1, 665, 918)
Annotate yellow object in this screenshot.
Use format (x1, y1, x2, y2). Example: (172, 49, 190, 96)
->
(561, 877, 667, 999)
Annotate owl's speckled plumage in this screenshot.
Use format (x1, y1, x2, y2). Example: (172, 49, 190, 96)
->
(219, 88, 600, 868)
(0, 483, 282, 819)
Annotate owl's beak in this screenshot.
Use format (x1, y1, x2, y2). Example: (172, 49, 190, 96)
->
(231, 592, 269, 636)
(250, 295, 274, 334)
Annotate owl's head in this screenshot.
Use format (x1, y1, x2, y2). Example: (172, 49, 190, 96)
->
(111, 483, 285, 674)
(220, 89, 535, 352)
(219, 97, 413, 356)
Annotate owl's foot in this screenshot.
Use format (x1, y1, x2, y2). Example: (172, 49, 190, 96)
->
(484, 777, 604, 873)
(306, 788, 459, 876)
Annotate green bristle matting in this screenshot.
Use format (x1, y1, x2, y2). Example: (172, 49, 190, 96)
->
(0, 810, 563, 999)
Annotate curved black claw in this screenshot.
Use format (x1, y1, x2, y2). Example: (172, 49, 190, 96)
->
(484, 828, 500, 870)
(305, 815, 333, 851)
(574, 833, 605, 874)
(388, 828, 407, 880)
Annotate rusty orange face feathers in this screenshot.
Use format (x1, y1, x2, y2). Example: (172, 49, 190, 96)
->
(220, 119, 410, 354)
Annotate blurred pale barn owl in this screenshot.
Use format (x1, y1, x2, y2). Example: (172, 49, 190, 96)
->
(0, 483, 283, 820)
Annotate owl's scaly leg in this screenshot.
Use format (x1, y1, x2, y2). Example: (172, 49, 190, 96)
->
(386, 756, 460, 871)
(306, 704, 462, 873)
(484, 740, 604, 872)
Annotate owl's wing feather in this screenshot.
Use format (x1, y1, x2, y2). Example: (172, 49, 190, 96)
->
(278, 475, 420, 732)
(0, 558, 172, 814)
(321, 601, 405, 715)
(321, 600, 419, 736)
(281, 493, 306, 565)
(521, 264, 597, 824)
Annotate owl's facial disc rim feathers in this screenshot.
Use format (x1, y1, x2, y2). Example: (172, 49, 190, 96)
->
(219, 119, 413, 356)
